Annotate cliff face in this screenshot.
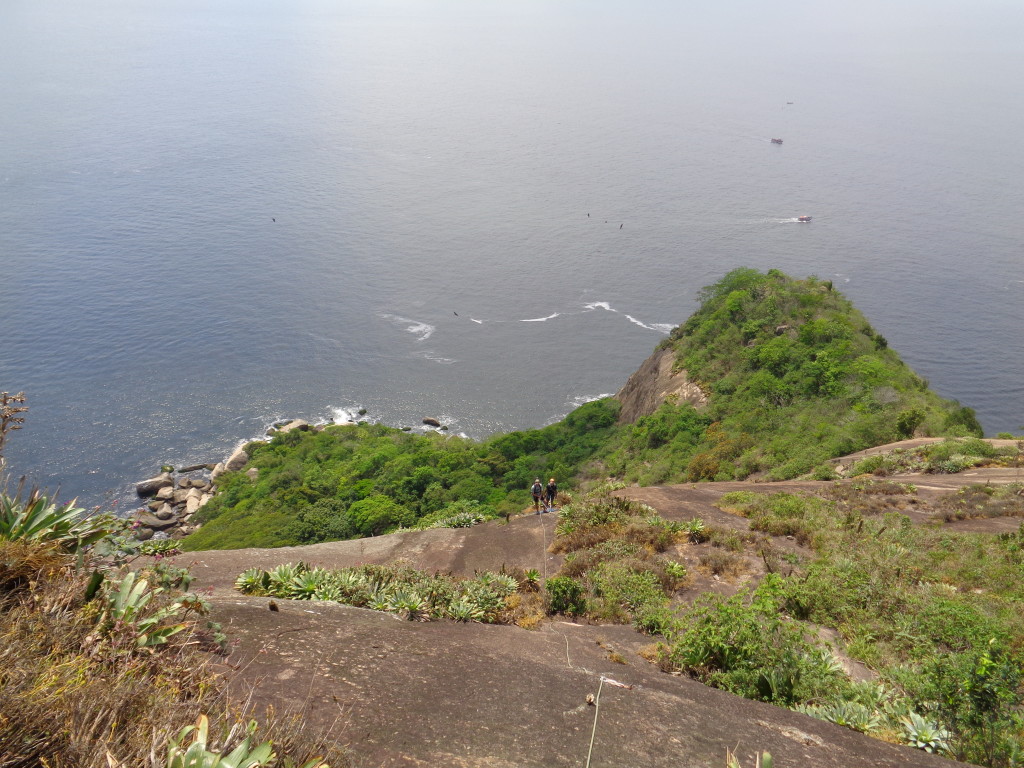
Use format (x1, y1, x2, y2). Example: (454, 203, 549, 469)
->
(614, 345, 707, 424)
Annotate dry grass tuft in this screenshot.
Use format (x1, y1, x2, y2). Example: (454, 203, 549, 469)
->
(0, 539, 71, 595)
(0, 540, 349, 768)
(698, 549, 748, 580)
(507, 591, 546, 630)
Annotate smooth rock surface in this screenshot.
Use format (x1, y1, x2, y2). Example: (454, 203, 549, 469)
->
(136, 472, 173, 497)
(224, 447, 249, 472)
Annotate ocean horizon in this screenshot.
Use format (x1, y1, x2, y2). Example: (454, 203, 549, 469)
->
(2, 0, 1022, 508)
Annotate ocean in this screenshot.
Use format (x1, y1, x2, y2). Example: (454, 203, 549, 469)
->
(2, 0, 1023, 508)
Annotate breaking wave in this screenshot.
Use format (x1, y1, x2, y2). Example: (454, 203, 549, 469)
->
(568, 392, 616, 408)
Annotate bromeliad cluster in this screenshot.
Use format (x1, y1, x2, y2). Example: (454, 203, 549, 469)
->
(235, 562, 521, 623)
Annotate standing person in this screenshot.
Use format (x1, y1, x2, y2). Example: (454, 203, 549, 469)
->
(545, 477, 557, 511)
(531, 478, 544, 513)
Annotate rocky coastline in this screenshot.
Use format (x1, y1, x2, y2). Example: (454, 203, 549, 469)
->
(130, 414, 450, 539)
(129, 418, 312, 540)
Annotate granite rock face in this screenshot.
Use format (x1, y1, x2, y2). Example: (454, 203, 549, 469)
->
(224, 446, 250, 472)
(277, 419, 311, 434)
(614, 346, 707, 425)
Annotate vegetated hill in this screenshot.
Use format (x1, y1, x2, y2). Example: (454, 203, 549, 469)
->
(603, 267, 981, 484)
(182, 268, 980, 551)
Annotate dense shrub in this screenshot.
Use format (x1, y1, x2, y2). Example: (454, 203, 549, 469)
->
(184, 402, 619, 550)
(544, 576, 586, 616)
(667, 576, 847, 705)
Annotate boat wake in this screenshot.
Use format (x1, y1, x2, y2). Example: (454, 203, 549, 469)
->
(520, 312, 561, 322)
(625, 314, 674, 332)
(377, 301, 675, 368)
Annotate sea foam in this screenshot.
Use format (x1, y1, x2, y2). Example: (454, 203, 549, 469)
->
(380, 313, 435, 341)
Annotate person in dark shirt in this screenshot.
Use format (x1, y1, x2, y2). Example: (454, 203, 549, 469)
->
(531, 478, 544, 513)
(545, 478, 557, 511)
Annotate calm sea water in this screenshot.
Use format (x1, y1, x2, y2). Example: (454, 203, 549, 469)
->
(2, 0, 1023, 508)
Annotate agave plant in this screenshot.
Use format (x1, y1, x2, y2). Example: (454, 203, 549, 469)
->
(487, 573, 519, 597)
(366, 589, 392, 613)
(286, 570, 327, 600)
(165, 715, 275, 768)
(682, 517, 708, 543)
(901, 712, 950, 754)
(726, 750, 772, 768)
(460, 581, 504, 620)
(388, 589, 429, 621)
(139, 538, 182, 557)
(797, 700, 882, 734)
(449, 596, 486, 623)
(235, 568, 270, 595)
(96, 571, 187, 649)
(163, 714, 330, 768)
(266, 562, 307, 593)
(331, 570, 367, 595)
(664, 560, 688, 580)
(522, 569, 541, 591)
(0, 490, 114, 551)
(312, 582, 343, 602)
(426, 511, 485, 529)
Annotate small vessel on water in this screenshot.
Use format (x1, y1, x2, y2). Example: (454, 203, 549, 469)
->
(771, 138, 783, 144)
(797, 215, 812, 222)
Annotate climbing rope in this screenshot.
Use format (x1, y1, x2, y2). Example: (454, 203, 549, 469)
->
(583, 676, 605, 768)
(540, 508, 548, 580)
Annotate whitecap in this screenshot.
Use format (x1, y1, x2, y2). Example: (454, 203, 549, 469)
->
(624, 315, 674, 334)
(583, 301, 617, 312)
(380, 313, 435, 341)
(521, 313, 560, 322)
(470, 318, 484, 324)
